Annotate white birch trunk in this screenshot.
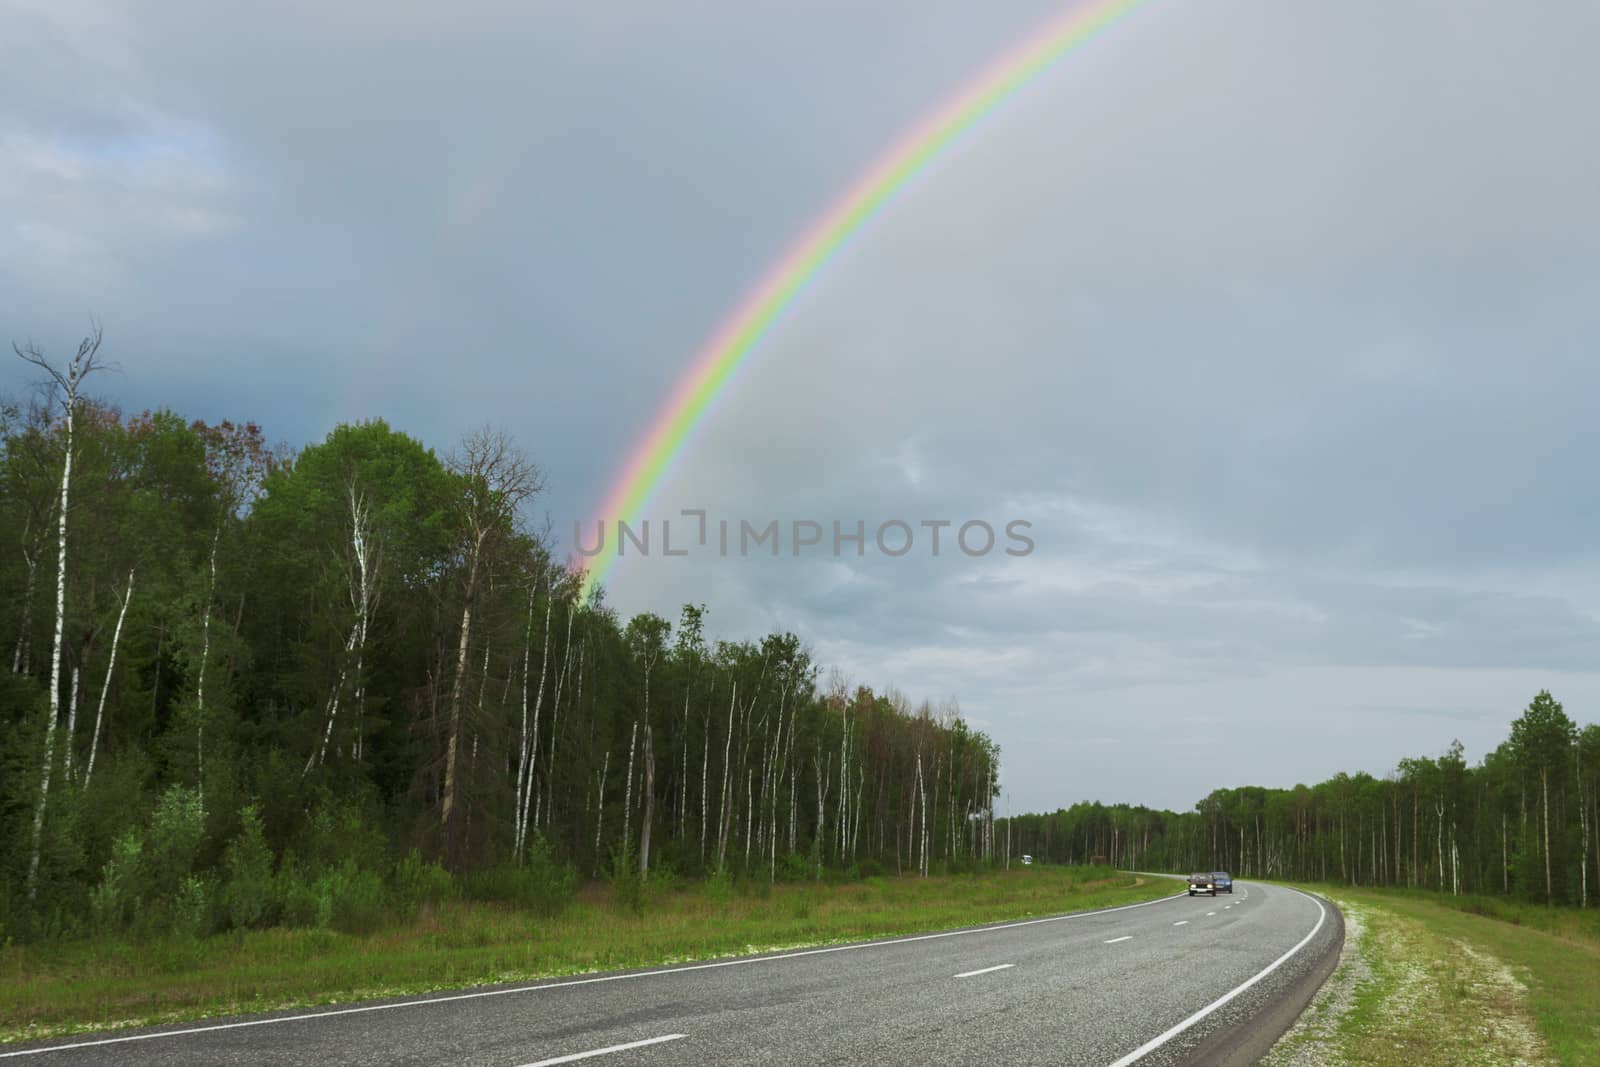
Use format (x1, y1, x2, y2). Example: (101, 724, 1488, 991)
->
(195, 533, 218, 808)
(60, 667, 81, 785)
(84, 570, 133, 789)
(640, 725, 654, 875)
(594, 750, 610, 868)
(514, 588, 552, 860)
(716, 683, 735, 871)
(622, 721, 638, 858)
(26, 355, 80, 898)
(12, 528, 40, 675)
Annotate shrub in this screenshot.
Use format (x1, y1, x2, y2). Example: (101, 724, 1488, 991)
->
(705, 864, 734, 906)
(222, 804, 274, 930)
(148, 786, 206, 900)
(608, 842, 644, 915)
(170, 875, 213, 940)
(90, 830, 145, 933)
(316, 860, 387, 934)
(463, 850, 577, 918)
(275, 852, 322, 928)
(297, 798, 386, 875)
(393, 849, 455, 914)
(776, 852, 810, 883)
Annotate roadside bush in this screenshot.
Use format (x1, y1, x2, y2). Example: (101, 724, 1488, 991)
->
(89, 829, 146, 933)
(222, 804, 274, 930)
(147, 785, 206, 901)
(393, 849, 455, 914)
(705, 864, 733, 906)
(462, 842, 576, 918)
(316, 860, 387, 934)
(297, 797, 386, 875)
(775, 852, 810, 883)
(608, 842, 644, 915)
(170, 875, 214, 940)
(275, 851, 321, 928)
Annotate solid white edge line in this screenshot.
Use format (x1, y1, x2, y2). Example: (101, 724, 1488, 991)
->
(1102, 886, 1329, 1067)
(519, 1033, 687, 1066)
(953, 964, 1014, 979)
(1, 888, 1188, 1058)
(1103, 936, 1132, 944)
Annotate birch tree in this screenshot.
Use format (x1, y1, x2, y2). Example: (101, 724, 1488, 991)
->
(440, 427, 543, 864)
(15, 326, 106, 898)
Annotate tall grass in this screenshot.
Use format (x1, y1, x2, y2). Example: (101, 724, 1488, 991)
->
(1279, 882, 1600, 1066)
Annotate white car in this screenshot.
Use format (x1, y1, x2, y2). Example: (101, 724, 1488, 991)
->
(1020, 854, 1033, 865)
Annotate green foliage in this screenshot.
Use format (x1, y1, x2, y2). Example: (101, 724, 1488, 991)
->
(704, 865, 734, 906)
(314, 861, 388, 934)
(170, 875, 213, 941)
(462, 838, 576, 917)
(89, 830, 145, 933)
(775, 852, 811, 883)
(607, 841, 644, 915)
(392, 849, 455, 914)
(147, 786, 206, 900)
(276, 857, 388, 934)
(221, 805, 274, 930)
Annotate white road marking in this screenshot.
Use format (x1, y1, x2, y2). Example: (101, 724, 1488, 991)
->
(519, 1034, 686, 1066)
(1104, 936, 1133, 944)
(954, 964, 1014, 979)
(0, 891, 1187, 1059)
(1172, 921, 1189, 926)
(1105, 887, 1330, 1067)
(1207, 912, 1216, 916)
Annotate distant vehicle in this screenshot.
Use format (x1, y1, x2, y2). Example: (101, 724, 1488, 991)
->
(1020, 854, 1034, 865)
(1187, 872, 1217, 896)
(1212, 871, 1233, 894)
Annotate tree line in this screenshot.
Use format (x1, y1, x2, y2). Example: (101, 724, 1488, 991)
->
(0, 332, 1000, 940)
(1007, 691, 1600, 907)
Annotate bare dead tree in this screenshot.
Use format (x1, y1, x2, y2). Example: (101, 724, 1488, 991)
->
(439, 427, 544, 864)
(15, 325, 106, 898)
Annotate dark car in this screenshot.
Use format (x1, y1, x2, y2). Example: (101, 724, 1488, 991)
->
(1212, 871, 1233, 893)
(1187, 872, 1216, 896)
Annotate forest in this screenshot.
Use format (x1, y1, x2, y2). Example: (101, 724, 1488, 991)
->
(5, 331, 1597, 953)
(0, 332, 1001, 942)
(1008, 690, 1600, 908)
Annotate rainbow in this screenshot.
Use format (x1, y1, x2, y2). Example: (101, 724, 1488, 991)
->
(582, 0, 1151, 597)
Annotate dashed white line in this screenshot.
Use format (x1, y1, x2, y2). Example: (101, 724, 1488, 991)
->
(519, 1034, 687, 1066)
(1207, 912, 1216, 916)
(954, 964, 1015, 979)
(1104, 936, 1133, 944)
(1172, 921, 1189, 926)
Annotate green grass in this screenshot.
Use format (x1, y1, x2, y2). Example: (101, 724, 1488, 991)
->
(1269, 884, 1599, 1066)
(0, 865, 1173, 1044)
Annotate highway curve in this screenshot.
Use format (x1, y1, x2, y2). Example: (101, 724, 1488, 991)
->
(2, 879, 1342, 1066)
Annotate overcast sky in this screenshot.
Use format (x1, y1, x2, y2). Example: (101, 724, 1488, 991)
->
(5, 0, 1599, 811)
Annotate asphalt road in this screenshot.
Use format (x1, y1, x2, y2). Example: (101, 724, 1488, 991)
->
(3, 880, 1341, 1067)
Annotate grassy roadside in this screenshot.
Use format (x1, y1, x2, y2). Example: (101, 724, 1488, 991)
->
(0, 865, 1171, 1044)
(1264, 884, 1599, 1066)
